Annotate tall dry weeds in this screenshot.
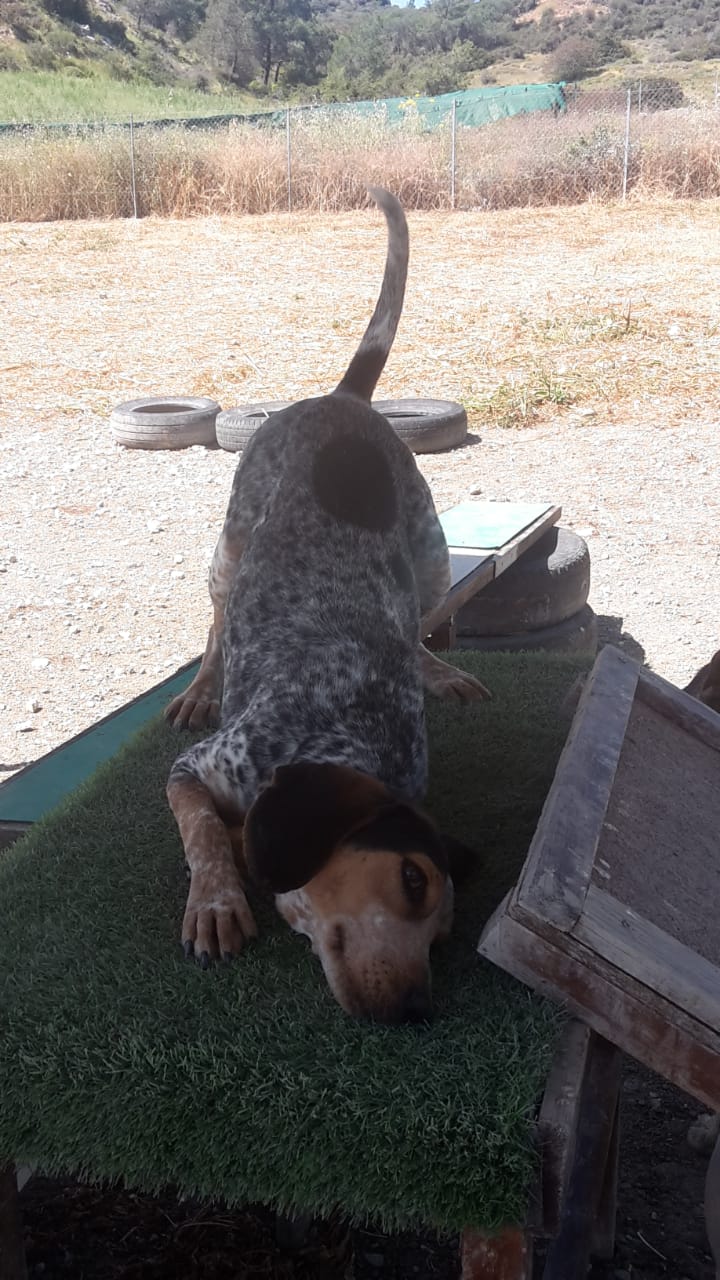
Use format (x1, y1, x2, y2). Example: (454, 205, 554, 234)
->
(3, 102, 720, 221)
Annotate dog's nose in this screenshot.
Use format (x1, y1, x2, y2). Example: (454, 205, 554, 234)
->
(396, 987, 433, 1025)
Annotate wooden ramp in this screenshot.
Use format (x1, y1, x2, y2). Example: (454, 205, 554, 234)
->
(479, 644, 720, 1110)
(478, 644, 720, 1277)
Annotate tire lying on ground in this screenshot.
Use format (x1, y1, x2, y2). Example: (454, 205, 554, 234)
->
(456, 528, 591, 638)
(215, 402, 292, 453)
(111, 397, 220, 450)
(374, 399, 468, 454)
(215, 398, 468, 455)
(456, 604, 599, 658)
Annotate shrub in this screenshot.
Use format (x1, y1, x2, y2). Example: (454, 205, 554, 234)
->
(550, 35, 596, 82)
(630, 76, 685, 110)
(41, 0, 92, 23)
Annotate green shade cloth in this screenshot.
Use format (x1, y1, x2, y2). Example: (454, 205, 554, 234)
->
(0, 83, 566, 136)
(0, 652, 587, 1232)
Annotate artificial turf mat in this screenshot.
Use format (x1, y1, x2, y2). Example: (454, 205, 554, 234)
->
(0, 651, 590, 1234)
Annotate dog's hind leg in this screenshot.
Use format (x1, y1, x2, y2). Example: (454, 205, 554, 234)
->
(165, 528, 244, 730)
(419, 644, 492, 703)
(403, 463, 492, 704)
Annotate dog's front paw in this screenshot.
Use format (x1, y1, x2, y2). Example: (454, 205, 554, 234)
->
(165, 685, 221, 732)
(182, 872, 257, 967)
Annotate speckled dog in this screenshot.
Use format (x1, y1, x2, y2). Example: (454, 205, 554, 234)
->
(165, 188, 489, 1024)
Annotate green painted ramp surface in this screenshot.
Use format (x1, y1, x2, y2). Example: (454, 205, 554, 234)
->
(0, 660, 200, 825)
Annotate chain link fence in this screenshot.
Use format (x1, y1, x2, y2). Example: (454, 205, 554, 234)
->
(451, 76, 720, 209)
(2, 76, 720, 219)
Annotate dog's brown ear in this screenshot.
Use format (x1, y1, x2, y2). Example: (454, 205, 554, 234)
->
(244, 762, 390, 894)
(441, 834, 478, 886)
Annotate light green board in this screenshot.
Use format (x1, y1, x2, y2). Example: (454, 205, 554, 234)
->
(439, 500, 552, 550)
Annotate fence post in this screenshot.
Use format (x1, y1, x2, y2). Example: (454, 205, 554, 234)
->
(621, 86, 631, 201)
(129, 114, 138, 219)
(286, 107, 292, 214)
(450, 98, 457, 210)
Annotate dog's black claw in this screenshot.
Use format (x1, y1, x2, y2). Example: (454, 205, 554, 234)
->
(222, 951, 234, 964)
(199, 950, 210, 970)
(182, 940, 194, 959)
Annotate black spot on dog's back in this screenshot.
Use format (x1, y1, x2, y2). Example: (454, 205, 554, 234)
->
(312, 436, 396, 532)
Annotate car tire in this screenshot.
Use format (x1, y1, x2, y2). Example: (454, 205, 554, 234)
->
(374, 398, 468, 453)
(455, 605, 598, 657)
(456, 528, 591, 638)
(215, 402, 292, 453)
(111, 397, 220, 450)
(215, 398, 468, 454)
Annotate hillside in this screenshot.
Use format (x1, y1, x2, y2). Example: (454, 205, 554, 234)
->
(2, 0, 720, 121)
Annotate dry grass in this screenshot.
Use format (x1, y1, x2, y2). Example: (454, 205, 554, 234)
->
(4, 103, 720, 221)
(3, 200, 719, 440)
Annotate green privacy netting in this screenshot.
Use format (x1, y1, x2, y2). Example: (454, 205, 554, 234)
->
(0, 82, 565, 135)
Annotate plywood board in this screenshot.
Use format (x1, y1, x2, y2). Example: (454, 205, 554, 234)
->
(439, 501, 555, 550)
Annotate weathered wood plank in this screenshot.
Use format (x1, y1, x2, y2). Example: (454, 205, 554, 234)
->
(515, 646, 639, 932)
(460, 1226, 532, 1279)
(638, 665, 720, 754)
(591, 1093, 620, 1261)
(535, 1020, 593, 1237)
(0, 1164, 27, 1280)
(423, 562, 494, 638)
(478, 909, 720, 1110)
(426, 616, 457, 652)
(492, 505, 562, 576)
(574, 884, 720, 1035)
(542, 1034, 621, 1280)
(705, 1129, 720, 1280)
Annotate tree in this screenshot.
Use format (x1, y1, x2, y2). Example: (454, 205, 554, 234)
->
(244, 0, 315, 85)
(200, 0, 256, 83)
(550, 34, 596, 81)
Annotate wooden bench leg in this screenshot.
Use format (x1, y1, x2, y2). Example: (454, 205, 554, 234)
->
(591, 1092, 620, 1260)
(460, 1226, 532, 1279)
(705, 1129, 720, 1279)
(426, 616, 457, 652)
(542, 1035, 621, 1280)
(0, 1163, 27, 1280)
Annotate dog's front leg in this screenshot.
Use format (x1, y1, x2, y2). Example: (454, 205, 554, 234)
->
(167, 771, 257, 965)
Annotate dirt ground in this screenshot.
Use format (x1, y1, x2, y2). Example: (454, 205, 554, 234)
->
(3, 201, 720, 1277)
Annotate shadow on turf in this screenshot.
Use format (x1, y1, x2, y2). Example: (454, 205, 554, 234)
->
(596, 615, 646, 667)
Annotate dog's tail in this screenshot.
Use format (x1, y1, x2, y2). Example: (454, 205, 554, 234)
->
(334, 187, 409, 403)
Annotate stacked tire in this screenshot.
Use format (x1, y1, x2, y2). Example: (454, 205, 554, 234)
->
(455, 527, 597, 657)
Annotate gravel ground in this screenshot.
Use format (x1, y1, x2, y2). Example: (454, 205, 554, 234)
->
(2, 202, 720, 776)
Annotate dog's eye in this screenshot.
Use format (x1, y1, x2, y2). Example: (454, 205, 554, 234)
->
(401, 858, 428, 904)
